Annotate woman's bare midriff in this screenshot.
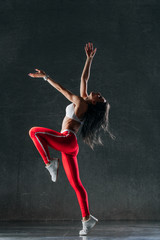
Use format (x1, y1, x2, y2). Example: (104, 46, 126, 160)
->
(60, 116, 81, 134)
(60, 100, 88, 134)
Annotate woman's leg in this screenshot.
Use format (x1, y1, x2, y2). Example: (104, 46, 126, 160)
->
(29, 127, 89, 217)
(29, 126, 75, 165)
(29, 127, 52, 164)
(61, 151, 90, 218)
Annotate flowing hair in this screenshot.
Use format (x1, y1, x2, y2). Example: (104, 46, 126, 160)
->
(80, 101, 115, 150)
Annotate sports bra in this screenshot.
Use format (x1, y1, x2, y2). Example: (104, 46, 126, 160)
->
(65, 103, 84, 125)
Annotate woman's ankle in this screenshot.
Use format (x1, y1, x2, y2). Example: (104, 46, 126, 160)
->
(46, 161, 50, 166)
(82, 215, 90, 221)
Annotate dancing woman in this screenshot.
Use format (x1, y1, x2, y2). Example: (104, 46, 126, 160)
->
(28, 42, 113, 235)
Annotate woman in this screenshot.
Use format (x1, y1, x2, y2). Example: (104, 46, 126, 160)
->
(28, 42, 113, 236)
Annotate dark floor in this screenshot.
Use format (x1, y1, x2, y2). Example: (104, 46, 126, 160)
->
(0, 220, 160, 240)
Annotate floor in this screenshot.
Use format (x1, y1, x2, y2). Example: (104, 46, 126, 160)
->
(0, 220, 160, 240)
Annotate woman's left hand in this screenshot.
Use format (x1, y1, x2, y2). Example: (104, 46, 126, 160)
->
(85, 42, 97, 59)
(28, 69, 46, 78)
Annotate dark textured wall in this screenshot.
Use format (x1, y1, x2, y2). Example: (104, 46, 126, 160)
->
(0, 0, 160, 221)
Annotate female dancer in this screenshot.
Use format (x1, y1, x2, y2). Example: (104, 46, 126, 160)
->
(28, 42, 113, 235)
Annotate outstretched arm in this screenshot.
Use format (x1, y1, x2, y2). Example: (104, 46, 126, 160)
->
(80, 42, 97, 98)
(28, 69, 81, 105)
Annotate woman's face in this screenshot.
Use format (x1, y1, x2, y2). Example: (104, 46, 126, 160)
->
(90, 91, 106, 104)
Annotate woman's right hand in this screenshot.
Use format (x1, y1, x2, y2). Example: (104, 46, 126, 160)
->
(85, 42, 97, 59)
(28, 69, 46, 78)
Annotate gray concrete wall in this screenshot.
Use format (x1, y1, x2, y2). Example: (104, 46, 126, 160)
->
(0, 0, 160, 220)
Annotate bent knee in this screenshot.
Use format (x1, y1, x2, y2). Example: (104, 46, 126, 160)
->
(29, 127, 38, 138)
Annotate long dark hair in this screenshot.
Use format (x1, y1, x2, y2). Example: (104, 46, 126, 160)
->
(80, 101, 115, 150)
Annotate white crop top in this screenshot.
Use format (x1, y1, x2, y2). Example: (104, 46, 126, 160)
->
(65, 103, 84, 125)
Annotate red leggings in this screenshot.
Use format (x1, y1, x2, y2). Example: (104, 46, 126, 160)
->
(29, 127, 90, 218)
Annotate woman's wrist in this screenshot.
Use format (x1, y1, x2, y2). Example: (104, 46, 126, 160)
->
(43, 74, 50, 81)
(87, 56, 93, 61)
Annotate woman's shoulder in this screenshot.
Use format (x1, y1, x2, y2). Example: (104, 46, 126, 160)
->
(73, 97, 89, 118)
(74, 97, 88, 108)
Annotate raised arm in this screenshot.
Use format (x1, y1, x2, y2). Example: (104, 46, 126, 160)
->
(80, 42, 97, 98)
(28, 69, 81, 105)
